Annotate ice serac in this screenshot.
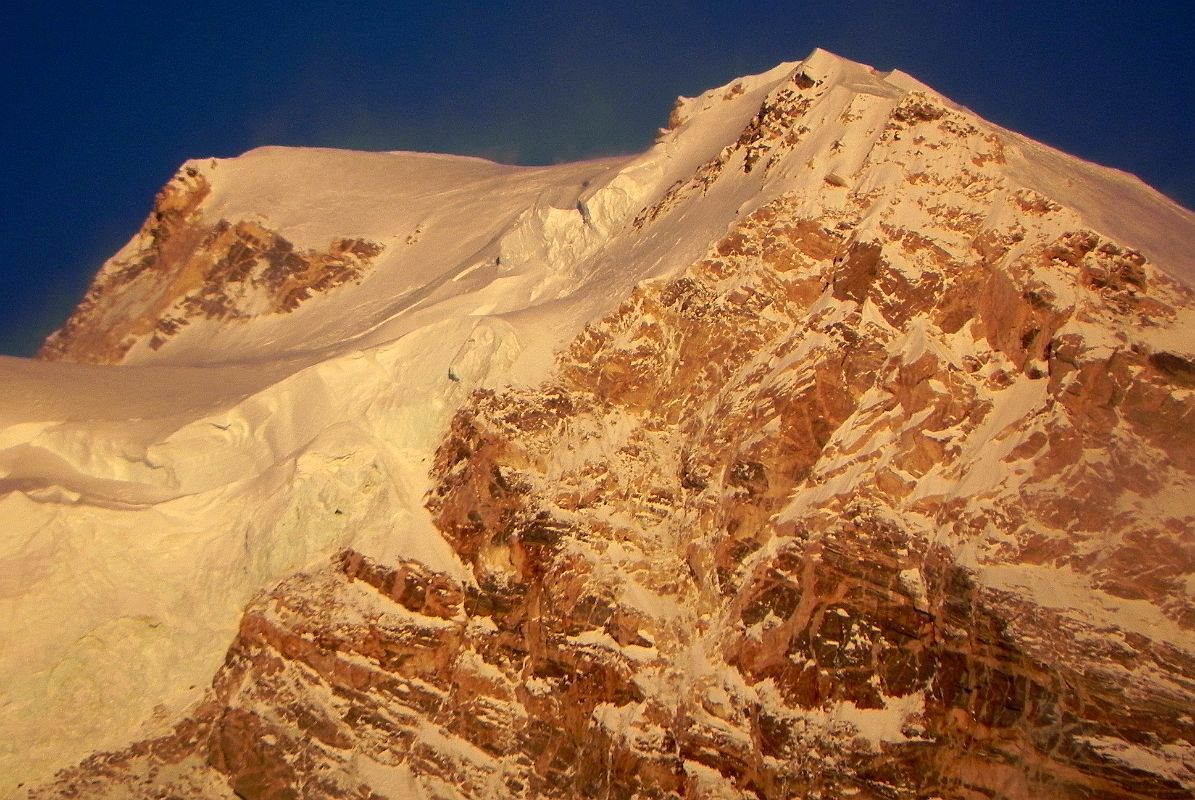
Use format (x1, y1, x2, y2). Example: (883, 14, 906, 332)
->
(9, 48, 1195, 799)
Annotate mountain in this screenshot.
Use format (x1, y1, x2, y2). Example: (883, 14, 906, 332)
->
(3, 48, 1194, 799)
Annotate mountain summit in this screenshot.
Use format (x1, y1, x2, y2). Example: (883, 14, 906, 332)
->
(4, 49, 1195, 799)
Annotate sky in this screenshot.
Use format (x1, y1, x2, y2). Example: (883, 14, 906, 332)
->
(1, 1, 1192, 357)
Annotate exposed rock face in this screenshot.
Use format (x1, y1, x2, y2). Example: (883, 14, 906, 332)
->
(38, 166, 382, 363)
(18, 51, 1195, 799)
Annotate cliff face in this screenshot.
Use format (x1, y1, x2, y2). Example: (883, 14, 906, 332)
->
(38, 166, 382, 363)
(11, 50, 1195, 799)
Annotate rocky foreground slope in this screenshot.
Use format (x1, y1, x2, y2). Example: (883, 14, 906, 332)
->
(6, 49, 1195, 799)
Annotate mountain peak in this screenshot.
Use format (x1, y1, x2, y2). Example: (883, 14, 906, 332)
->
(36, 50, 1195, 368)
(6, 53, 1195, 798)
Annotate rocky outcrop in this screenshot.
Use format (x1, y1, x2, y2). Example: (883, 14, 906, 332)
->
(38, 166, 382, 363)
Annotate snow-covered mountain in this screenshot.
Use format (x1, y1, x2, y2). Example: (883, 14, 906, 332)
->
(4, 48, 1195, 798)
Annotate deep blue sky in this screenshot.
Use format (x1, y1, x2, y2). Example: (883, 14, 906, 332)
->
(2, 2, 1192, 357)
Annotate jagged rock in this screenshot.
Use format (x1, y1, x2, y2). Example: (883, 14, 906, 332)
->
(38, 162, 382, 363)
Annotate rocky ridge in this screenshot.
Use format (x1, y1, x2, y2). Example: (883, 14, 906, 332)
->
(38, 166, 383, 363)
(13, 50, 1195, 799)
